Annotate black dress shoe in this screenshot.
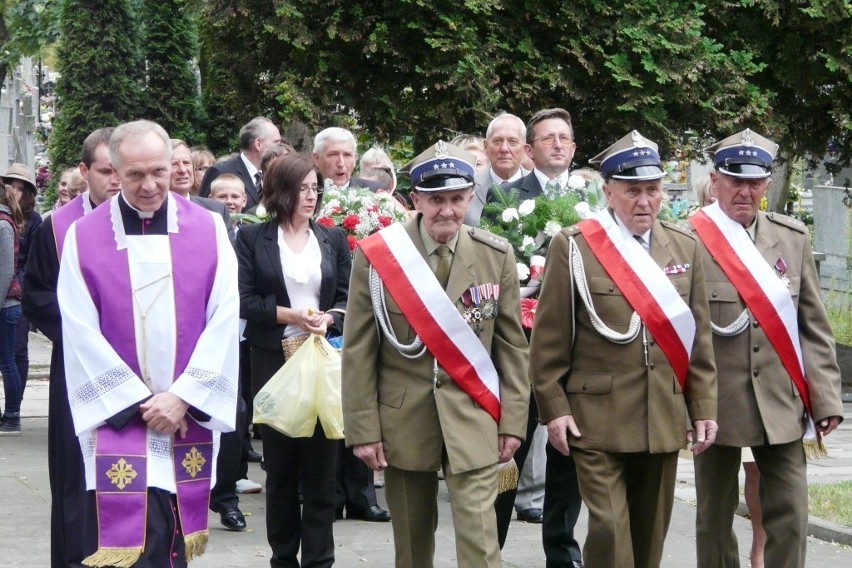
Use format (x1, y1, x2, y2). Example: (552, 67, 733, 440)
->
(571, 562, 584, 568)
(246, 449, 263, 463)
(516, 507, 544, 523)
(219, 508, 247, 531)
(347, 505, 391, 522)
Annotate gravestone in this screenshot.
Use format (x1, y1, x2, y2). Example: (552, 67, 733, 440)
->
(811, 185, 851, 292)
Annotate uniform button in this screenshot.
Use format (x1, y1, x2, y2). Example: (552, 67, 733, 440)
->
(753, 369, 759, 377)
(752, 321, 760, 329)
(650, 363, 656, 369)
(649, 339, 655, 346)
(435, 380, 442, 388)
(608, 286, 615, 293)
(711, 291, 718, 298)
(582, 384, 589, 391)
(753, 344, 760, 352)
(172, 552, 178, 558)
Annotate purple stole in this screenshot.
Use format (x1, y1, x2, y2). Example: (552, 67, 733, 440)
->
(52, 193, 88, 258)
(74, 197, 218, 567)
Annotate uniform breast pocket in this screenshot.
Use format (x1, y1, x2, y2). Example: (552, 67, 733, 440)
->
(588, 276, 631, 326)
(707, 281, 742, 325)
(668, 274, 691, 299)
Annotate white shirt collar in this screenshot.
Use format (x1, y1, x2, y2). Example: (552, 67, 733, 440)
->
(240, 152, 259, 180)
(489, 166, 526, 185)
(533, 168, 569, 191)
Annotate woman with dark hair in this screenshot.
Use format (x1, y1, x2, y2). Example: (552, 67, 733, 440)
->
(235, 153, 348, 567)
(0, 183, 24, 435)
(1, 164, 42, 404)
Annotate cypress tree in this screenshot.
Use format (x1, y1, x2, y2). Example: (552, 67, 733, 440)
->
(141, 0, 201, 143)
(49, 0, 143, 171)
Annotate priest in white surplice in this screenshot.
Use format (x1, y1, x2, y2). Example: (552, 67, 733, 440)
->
(57, 120, 239, 568)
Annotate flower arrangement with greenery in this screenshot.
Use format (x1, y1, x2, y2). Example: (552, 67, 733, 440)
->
(316, 183, 410, 251)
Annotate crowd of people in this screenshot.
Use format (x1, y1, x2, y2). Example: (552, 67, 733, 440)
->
(0, 108, 844, 568)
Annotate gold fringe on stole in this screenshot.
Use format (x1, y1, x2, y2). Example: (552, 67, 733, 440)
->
(803, 437, 828, 460)
(82, 547, 142, 567)
(497, 458, 519, 494)
(184, 530, 209, 562)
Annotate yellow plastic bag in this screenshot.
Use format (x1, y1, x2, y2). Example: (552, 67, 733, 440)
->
(253, 334, 344, 439)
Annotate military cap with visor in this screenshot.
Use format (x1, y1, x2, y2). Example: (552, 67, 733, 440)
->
(704, 128, 778, 179)
(589, 130, 666, 181)
(399, 140, 476, 192)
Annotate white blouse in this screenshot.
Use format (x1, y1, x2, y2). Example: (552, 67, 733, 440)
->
(278, 227, 323, 338)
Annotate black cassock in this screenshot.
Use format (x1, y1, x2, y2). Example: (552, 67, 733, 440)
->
(23, 213, 98, 567)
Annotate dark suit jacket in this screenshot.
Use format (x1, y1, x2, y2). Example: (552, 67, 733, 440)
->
(501, 171, 545, 202)
(199, 155, 259, 208)
(349, 176, 384, 192)
(188, 194, 235, 244)
(235, 220, 350, 352)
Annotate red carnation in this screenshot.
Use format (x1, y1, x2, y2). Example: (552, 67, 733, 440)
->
(316, 216, 335, 227)
(520, 298, 538, 329)
(378, 215, 392, 227)
(346, 235, 358, 251)
(342, 214, 361, 230)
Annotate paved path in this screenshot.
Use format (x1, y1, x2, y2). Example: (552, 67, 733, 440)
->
(2, 332, 852, 567)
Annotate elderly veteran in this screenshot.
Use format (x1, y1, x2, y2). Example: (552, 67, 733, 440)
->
(690, 129, 844, 568)
(531, 130, 718, 568)
(342, 141, 530, 568)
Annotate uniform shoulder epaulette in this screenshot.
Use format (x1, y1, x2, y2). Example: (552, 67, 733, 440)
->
(765, 212, 807, 234)
(468, 227, 509, 252)
(661, 220, 697, 240)
(564, 224, 582, 236)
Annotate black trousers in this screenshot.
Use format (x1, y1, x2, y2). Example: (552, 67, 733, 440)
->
(252, 345, 337, 567)
(542, 442, 583, 567)
(335, 441, 379, 515)
(494, 395, 540, 548)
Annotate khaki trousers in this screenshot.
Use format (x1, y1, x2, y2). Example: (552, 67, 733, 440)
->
(384, 464, 500, 568)
(695, 440, 807, 568)
(572, 448, 678, 568)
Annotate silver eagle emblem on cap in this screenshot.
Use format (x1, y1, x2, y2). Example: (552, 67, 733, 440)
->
(631, 130, 647, 148)
(741, 129, 755, 147)
(434, 140, 449, 159)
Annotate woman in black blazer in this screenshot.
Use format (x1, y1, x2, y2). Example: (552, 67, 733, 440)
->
(236, 153, 349, 568)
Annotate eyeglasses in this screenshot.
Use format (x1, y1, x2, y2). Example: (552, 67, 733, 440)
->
(299, 185, 323, 195)
(532, 134, 573, 147)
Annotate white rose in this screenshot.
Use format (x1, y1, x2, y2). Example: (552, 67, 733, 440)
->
(567, 174, 586, 190)
(518, 199, 536, 216)
(521, 235, 536, 251)
(501, 208, 520, 223)
(516, 262, 530, 281)
(543, 220, 562, 237)
(530, 254, 546, 268)
(574, 201, 592, 219)
(255, 204, 267, 218)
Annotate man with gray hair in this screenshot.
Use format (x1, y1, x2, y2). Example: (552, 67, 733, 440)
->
(464, 113, 530, 226)
(58, 120, 239, 566)
(313, 126, 382, 191)
(199, 116, 282, 208)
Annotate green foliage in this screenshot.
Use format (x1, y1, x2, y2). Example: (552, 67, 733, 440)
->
(49, 0, 144, 172)
(140, 0, 201, 142)
(0, 0, 60, 80)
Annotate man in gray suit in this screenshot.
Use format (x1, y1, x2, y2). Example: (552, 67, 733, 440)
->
(464, 113, 529, 226)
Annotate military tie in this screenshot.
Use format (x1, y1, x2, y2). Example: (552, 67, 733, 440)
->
(255, 171, 263, 199)
(435, 245, 451, 289)
(634, 234, 650, 254)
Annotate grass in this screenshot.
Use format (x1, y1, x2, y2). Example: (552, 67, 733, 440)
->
(825, 287, 852, 346)
(808, 481, 852, 526)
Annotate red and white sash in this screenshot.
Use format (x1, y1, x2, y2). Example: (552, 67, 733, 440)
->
(578, 210, 696, 388)
(358, 223, 501, 422)
(691, 203, 811, 414)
